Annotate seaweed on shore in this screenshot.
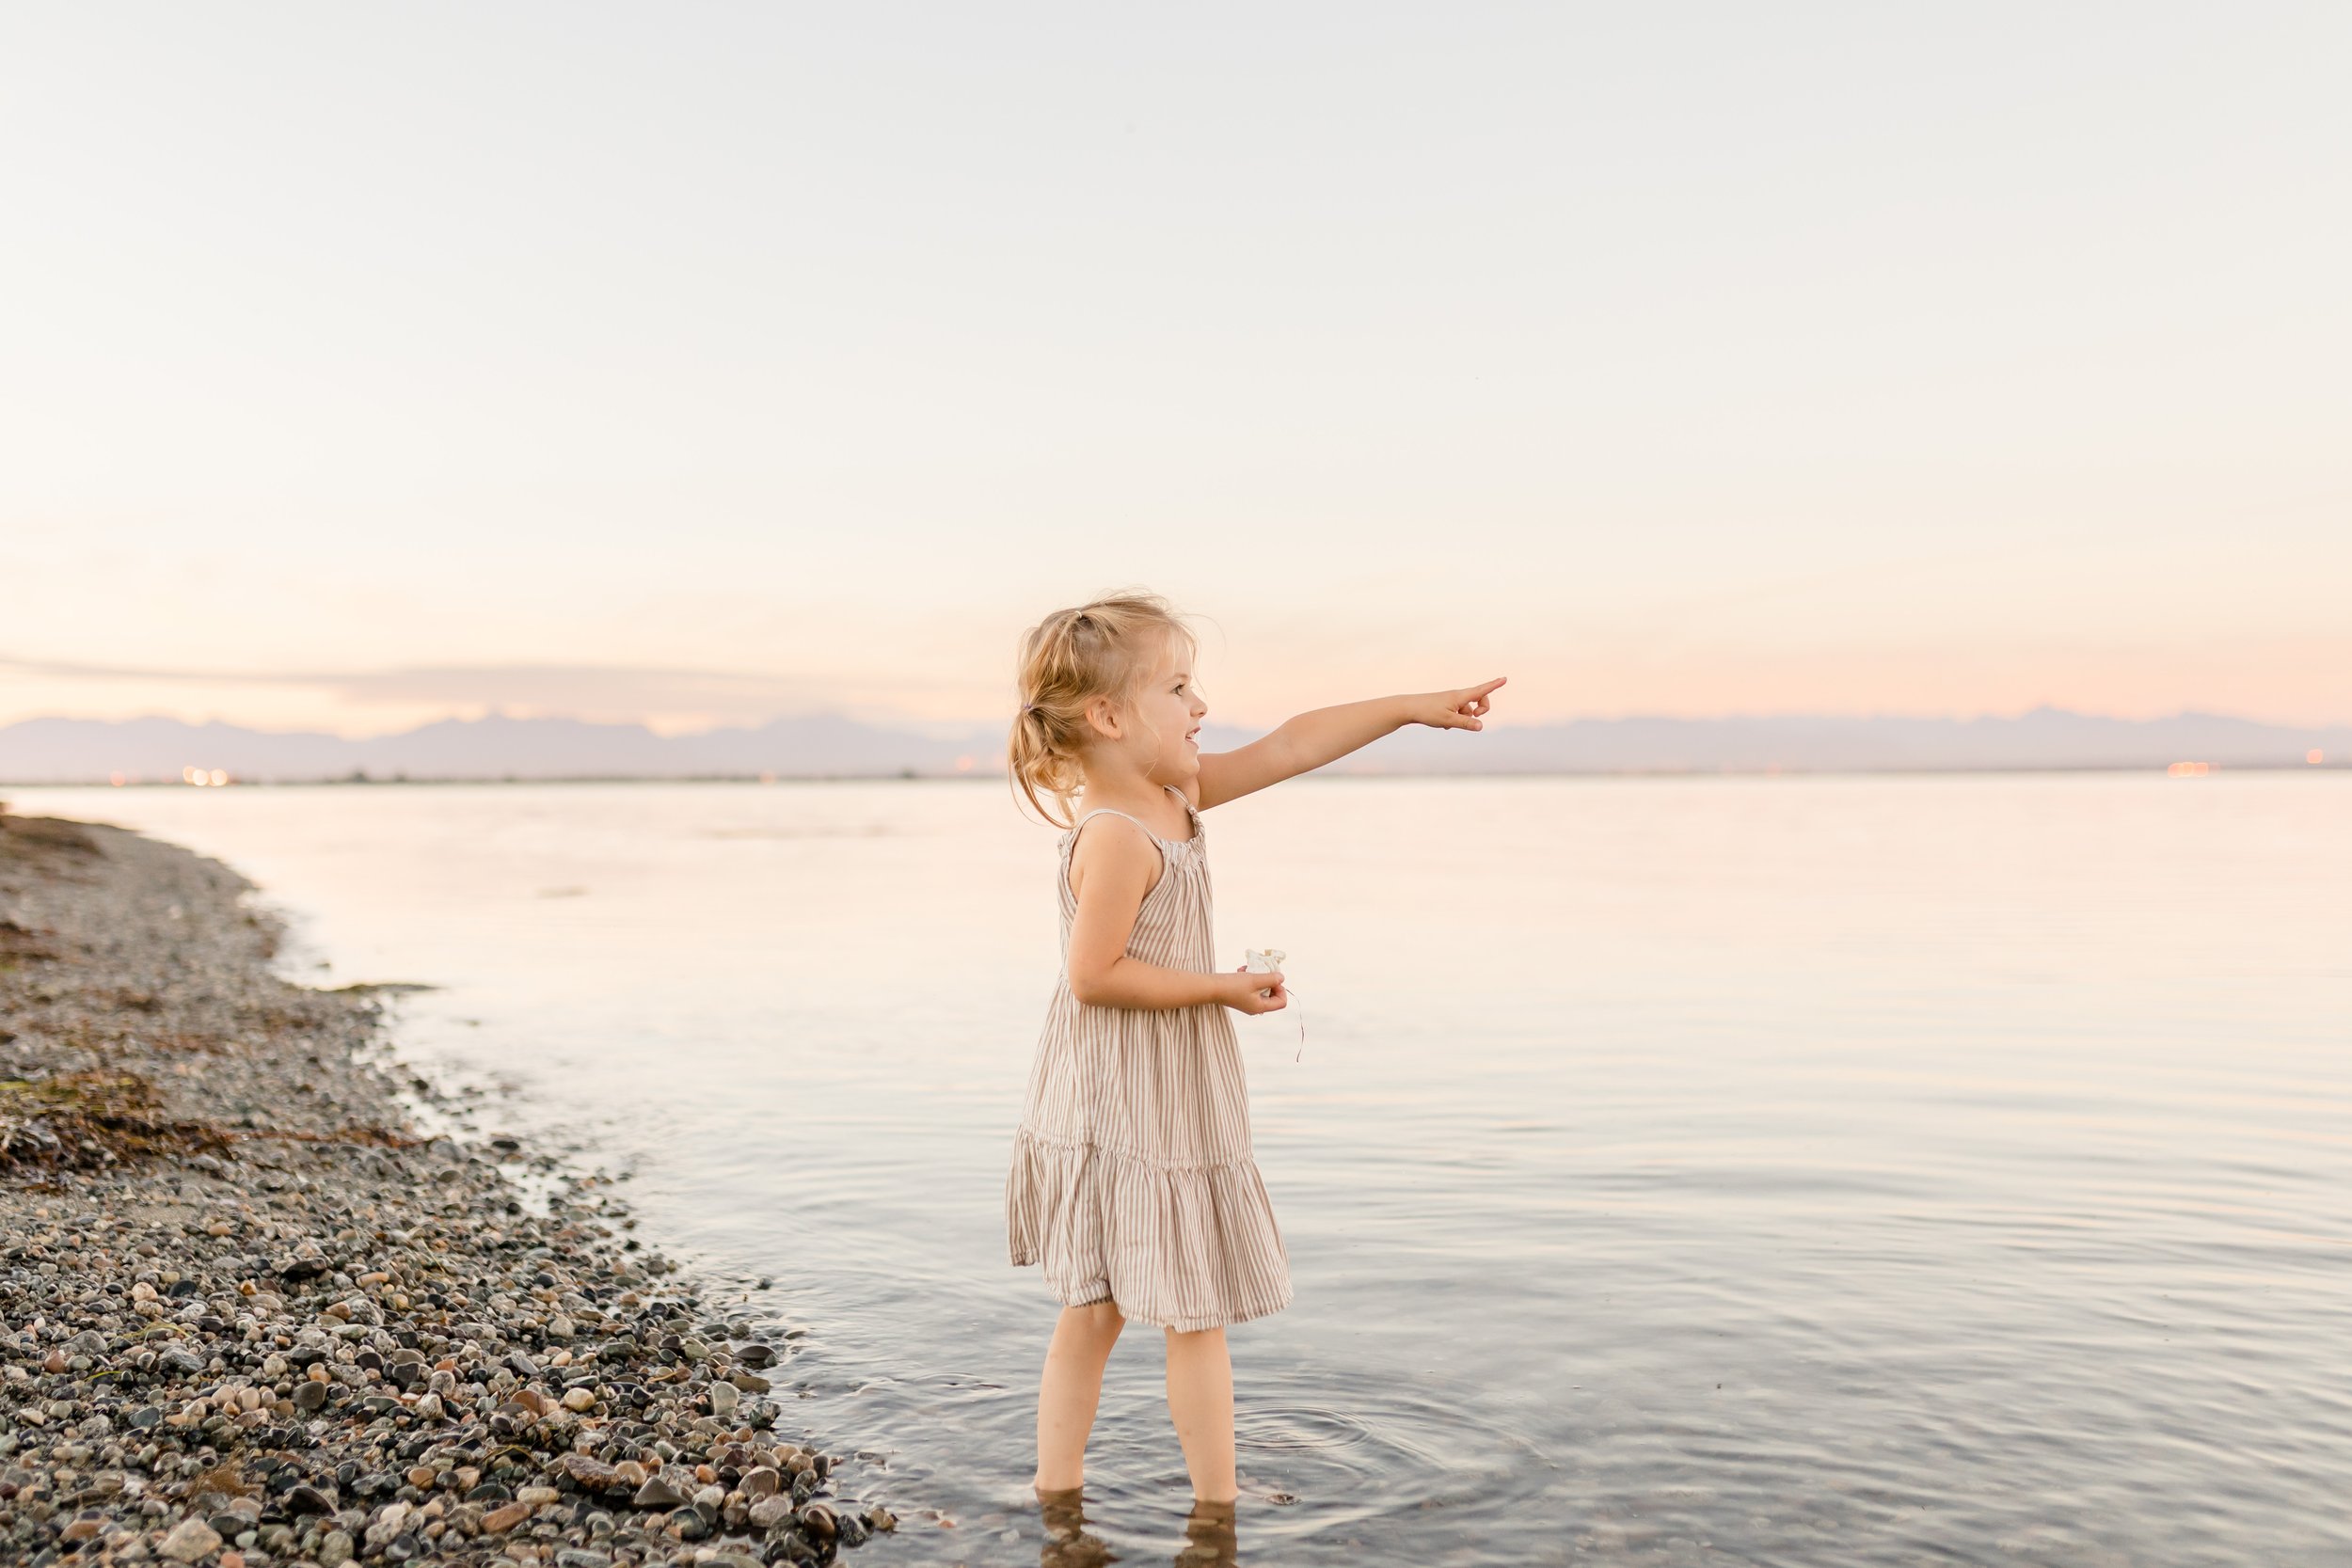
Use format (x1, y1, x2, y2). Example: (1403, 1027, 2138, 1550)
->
(0, 1069, 429, 1174)
(0, 918, 59, 969)
(0, 812, 103, 877)
(0, 1068, 235, 1172)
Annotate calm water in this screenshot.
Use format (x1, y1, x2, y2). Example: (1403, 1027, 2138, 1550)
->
(13, 775, 2350, 1567)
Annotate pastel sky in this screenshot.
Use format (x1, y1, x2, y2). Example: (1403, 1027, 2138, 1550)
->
(4, 3, 2346, 737)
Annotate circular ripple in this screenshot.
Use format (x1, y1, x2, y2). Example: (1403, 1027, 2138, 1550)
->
(1234, 1403, 1381, 1453)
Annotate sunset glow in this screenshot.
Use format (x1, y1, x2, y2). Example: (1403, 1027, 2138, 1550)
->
(2, 8, 2345, 736)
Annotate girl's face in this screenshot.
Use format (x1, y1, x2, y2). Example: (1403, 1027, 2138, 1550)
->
(1110, 633, 1207, 785)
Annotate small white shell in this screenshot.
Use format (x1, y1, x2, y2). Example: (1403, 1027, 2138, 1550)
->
(1244, 947, 1286, 973)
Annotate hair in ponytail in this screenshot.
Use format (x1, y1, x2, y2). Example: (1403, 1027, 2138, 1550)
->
(1008, 589, 1198, 828)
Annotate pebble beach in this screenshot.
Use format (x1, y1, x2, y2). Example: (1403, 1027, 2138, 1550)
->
(0, 809, 895, 1568)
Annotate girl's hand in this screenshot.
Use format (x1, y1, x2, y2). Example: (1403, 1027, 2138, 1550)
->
(1408, 676, 1506, 731)
(1220, 964, 1289, 1015)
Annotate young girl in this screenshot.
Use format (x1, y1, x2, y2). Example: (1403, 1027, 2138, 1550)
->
(1002, 590, 1504, 1505)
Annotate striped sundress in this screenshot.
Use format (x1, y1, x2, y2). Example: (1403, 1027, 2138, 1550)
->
(1005, 783, 1294, 1332)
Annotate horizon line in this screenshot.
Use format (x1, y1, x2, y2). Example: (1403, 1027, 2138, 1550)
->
(7, 701, 2352, 739)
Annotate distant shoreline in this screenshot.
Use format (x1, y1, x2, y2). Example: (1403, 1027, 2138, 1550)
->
(6, 705, 2344, 790)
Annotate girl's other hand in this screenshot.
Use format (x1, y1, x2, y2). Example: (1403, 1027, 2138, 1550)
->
(1411, 676, 1506, 730)
(1221, 965, 1288, 1015)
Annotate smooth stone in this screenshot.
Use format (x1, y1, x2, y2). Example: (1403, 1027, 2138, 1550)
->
(631, 1476, 688, 1510)
(481, 1500, 532, 1534)
(559, 1453, 619, 1489)
(159, 1517, 225, 1562)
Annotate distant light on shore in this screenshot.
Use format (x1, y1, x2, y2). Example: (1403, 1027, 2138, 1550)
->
(181, 767, 232, 787)
(2310, 749, 2327, 765)
(109, 771, 126, 786)
(2167, 761, 2212, 778)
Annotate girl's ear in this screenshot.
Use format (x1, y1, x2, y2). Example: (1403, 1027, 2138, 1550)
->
(1084, 694, 1122, 742)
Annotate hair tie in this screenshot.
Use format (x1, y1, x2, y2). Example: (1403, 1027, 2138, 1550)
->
(1021, 702, 1038, 714)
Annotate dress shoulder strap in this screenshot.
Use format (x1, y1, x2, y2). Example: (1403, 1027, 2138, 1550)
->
(1062, 807, 1156, 853)
(1069, 806, 1149, 833)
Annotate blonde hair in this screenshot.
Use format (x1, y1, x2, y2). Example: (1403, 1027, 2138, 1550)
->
(1008, 589, 1199, 829)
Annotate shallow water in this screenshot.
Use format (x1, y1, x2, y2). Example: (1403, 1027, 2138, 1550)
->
(14, 774, 2349, 1567)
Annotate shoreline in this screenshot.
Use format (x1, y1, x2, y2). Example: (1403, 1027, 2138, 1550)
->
(0, 811, 894, 1567)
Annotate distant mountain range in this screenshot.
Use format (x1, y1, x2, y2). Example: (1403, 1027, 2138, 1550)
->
(0, 707, 2343, 784)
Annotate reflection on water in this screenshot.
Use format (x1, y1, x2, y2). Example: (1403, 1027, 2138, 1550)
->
(1038, 1488, 1234, 1568)
(14, 774, 2351, 1566)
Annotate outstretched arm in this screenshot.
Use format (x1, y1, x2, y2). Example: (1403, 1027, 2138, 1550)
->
(1194, 676, 1505, 810)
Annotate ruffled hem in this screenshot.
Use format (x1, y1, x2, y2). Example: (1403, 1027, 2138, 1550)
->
(1006, 1125, 1294, 1332)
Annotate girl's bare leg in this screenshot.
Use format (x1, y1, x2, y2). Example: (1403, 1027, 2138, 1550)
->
(1035, 1299, 1126, 1490)
(1164, 1325, 1237, 1503)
